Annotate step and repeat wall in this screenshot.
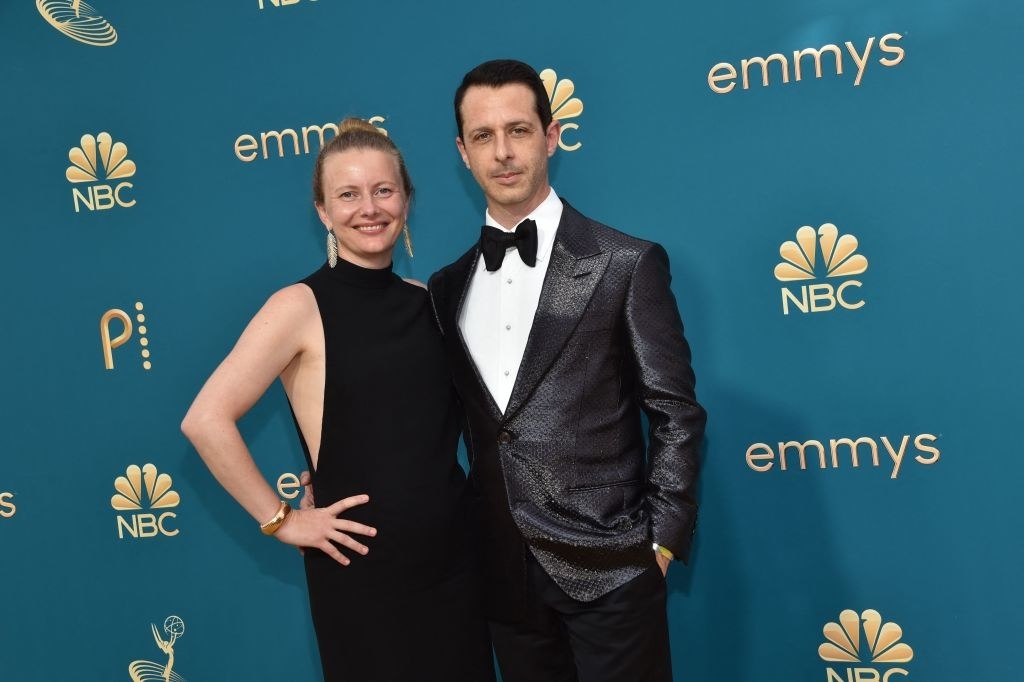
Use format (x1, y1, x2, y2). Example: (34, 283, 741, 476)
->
(1, 1, 1020, 680)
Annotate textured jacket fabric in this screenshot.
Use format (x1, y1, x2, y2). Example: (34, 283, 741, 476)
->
(428, 199, 706, 619)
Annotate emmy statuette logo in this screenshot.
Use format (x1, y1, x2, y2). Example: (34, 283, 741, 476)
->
(101, 301, 152, 371)
(37, 0, 118, 46)
(129, 615, 186, 682)
(112, 464, 180, 539)
(234, 115, 387, 163)
(0, 490, 15, 518)
(67, 133, 137, 212)
(774, 223, 869, 315)
(820, 609, 913, 681)
(540, 69, 584, 152)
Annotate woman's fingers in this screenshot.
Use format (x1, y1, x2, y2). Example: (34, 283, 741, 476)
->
(274, 497, 377, 567)
(334, 518, 376, 537)
(298, 471, 315, 510)
(328, 493, 370, 513)
(319, 540, 351, 567)
(328, 530, 369, 556)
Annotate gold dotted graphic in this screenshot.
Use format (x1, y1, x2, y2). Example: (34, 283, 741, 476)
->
(136, 302, 152, 370)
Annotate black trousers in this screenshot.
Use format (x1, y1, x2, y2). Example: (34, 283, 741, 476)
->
(489, 553, 672, 682)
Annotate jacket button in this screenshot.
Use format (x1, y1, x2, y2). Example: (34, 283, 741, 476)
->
(497, 430, 513, 444)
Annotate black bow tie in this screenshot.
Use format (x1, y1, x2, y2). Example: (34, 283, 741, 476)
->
(480, 219, 538, 272)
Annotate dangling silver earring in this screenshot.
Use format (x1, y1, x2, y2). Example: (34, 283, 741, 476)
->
(402, 224, 414, 258)
(326, 229, 339, 268)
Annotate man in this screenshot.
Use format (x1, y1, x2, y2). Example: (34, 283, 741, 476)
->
(428, 59, 706, 682)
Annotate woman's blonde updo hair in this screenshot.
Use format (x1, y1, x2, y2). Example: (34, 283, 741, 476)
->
(312, 117, 415, 205)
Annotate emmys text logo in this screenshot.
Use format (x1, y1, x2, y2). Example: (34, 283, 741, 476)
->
(708, 33, 904, 94)
(37, 0, 117, 46)
(234, 116, 388, 163)
(0, 490, 15, 518)
(820, 609, 913, 681)
(129, 615, 186, 682)
(541, 68, 583, 152)
(258, 0, 316, 8)
(67, 133, 137, 212)
(745, 432, 939, 480)
(775, 223, 868, 315)
(101, 301, 153, 370)
(112, 464, 180, 539)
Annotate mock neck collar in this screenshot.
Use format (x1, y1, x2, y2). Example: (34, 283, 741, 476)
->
(323, 256, 395, 289)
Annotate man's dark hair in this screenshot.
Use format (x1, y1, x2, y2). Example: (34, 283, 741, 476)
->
(454, 59, 553, 138)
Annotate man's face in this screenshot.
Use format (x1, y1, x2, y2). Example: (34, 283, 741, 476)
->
(456, 83, 560, 227)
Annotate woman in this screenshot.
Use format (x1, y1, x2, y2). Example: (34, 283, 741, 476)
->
(181, 118, 494, 681)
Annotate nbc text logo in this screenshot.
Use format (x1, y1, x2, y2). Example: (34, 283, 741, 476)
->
(775, 223, 868, 315)
(541, 69, 583, 152)
(101, 301, 152, 370)
(129, 615, 186, 682)
(67, 133, 137, 212)
(820, 609, 913, 681)
(234, 116, 387, 163)
(112, 464, 180, 539)
(37, 0, 117, 46)
(0, 490, 15, 518)
(258, 0, 317, 8)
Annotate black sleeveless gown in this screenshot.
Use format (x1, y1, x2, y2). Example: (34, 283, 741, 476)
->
(293, 258, 494, 682)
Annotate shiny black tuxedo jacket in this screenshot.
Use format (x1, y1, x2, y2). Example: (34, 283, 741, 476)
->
(428, 200, 706, 620)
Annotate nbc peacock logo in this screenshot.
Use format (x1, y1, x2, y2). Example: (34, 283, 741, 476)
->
(67, 132, 137, 212)
(128, 615, 186, 682)
(540, 68, 584, 152)
(774, 223, 869, 315)
(112, 464, 180, 539)
(37, 0, 117, 46)
(820, 609, 913, 681)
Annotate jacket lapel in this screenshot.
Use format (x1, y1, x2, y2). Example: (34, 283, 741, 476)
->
(443, 247, 505, 422)
(503, 203, 610, 420)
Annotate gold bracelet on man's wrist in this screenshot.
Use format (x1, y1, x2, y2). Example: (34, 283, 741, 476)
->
(260, 500, 292, 536)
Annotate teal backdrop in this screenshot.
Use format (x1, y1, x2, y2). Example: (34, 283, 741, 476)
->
(1, 1, 1021, 680)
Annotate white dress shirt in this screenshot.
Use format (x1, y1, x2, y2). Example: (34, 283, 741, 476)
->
(459, 189, 563, 413)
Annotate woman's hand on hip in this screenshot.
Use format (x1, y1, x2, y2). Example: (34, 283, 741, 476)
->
(275, 494, 376, 566)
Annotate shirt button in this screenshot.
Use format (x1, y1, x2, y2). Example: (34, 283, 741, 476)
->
(506, 278, 513, 284)
(505, 324, 512, 330)
(503, 370, 510, 376)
